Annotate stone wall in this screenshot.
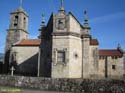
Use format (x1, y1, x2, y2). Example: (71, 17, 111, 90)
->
(11, 46, 39, 76)
(0, 75, 125, 93)
(52, 36, 70, 78)
(68, 36, 82, 78)
(98, 56, 124, 79)
(89, 45, 99, 78)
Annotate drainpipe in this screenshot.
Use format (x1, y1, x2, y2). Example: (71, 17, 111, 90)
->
(81, 37, 84, 78)
(37, 44, 41, 77)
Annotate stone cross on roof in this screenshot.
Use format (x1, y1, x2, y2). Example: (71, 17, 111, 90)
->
(20, 0, 23, 8)
(60, 0, 64, 11)
(61, 0, 64, 8)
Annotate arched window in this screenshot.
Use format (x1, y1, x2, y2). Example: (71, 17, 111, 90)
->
(14, 16, 18, 27)
(23, 17, 26, 29)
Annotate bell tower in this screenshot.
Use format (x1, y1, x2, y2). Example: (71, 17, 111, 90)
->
(4, 1, 28, 73)
(5, 6, 28, 51)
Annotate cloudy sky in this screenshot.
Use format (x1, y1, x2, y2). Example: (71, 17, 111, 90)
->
(0, 0, 125, 53)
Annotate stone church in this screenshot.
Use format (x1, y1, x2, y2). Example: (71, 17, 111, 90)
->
(4, 1, 125, 79)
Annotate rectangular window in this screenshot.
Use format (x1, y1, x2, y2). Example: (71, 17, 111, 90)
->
(57, 51, 65, 63)
(112, 65, 116, 70)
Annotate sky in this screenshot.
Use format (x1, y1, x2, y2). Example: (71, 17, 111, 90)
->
(0, 0, 125, 53)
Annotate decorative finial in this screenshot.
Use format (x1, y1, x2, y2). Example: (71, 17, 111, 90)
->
(117, 43, 124, 52)
(83, 10, 91, 34)
(84, 10, 87, 15)
(61, 0, 64, 8)
(60, 0, 64, 11)
(84, 10, 88, 22)
(38, 13, 45, 39)
(41, 13, 45, 27)
(83, 10, 89, 27)
(20, 0, 23, 8)
(16, 0, 24, 12)
(117, 43, 121, 49)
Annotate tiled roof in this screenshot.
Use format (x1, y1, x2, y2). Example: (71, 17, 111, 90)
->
(99, 49, 123, 56)
(90, 39, 99, 45)
(14, 39, 40, 46)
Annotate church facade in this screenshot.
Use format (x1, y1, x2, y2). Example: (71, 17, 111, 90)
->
(4, 2, 125, 79)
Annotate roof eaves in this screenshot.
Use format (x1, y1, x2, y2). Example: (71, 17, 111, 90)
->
(12, 39, 24, 46)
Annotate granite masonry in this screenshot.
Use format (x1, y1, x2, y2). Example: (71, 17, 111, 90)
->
(3, 1, 125, 79)
(0, 75, 125, 93)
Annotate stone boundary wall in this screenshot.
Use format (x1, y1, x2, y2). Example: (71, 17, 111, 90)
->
(0, 75, 125, 93)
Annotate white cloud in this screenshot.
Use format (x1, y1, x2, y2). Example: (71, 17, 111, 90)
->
(90, 12, 125, 24)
